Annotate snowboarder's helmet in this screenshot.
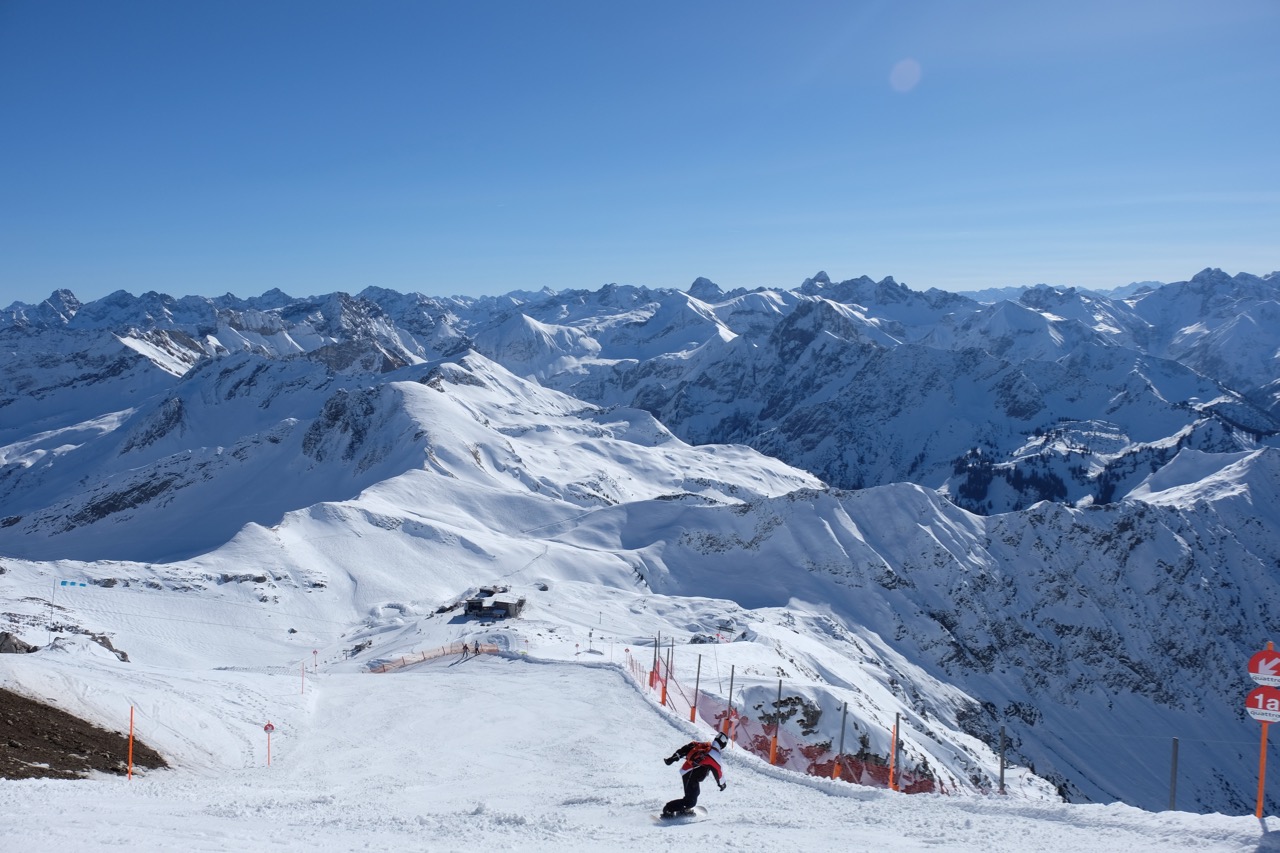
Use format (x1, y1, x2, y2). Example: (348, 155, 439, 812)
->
(713, 732, 728, 750)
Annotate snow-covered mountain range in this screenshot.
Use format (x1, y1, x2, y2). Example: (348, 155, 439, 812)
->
(2, 267, 1279, 817)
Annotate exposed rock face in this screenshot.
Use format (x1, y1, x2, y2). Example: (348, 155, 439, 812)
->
(0, 632, 35, 654)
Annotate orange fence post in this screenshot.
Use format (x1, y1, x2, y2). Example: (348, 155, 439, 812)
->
(889, 713, 900, 791)
(769, 679, 782, 765)
(128, 706, 135, 781)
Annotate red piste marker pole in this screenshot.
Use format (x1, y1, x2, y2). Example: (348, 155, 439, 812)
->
(264, 721, 275, 766)
(1259, 721, 1270, 819)
(1247, 642, 1280, 818)
(1247, 688, 1280, 818)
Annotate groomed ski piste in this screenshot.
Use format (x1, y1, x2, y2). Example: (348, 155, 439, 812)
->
(0, 576, 1273, 852)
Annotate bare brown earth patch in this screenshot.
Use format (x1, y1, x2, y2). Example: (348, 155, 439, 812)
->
(0, 686, 167, 780)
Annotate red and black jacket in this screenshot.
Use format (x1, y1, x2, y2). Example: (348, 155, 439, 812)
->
(668, 741, 724, 783)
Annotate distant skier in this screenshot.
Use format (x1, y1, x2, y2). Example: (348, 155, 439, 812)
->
(461, 642, 470, 659)
(661, 731, 728, 817)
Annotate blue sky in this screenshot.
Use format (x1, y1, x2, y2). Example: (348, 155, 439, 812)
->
(1, 1, 1277, 306)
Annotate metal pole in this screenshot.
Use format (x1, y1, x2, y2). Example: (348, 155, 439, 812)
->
(999, 725, 1006, 794)
(727, 660, 737, 732)
(833, 702, 848, 780)
(1169, 737, 1179, 811)
(662, 640, 673, 707)
(651, 634, 659, 688)
(890, 712, 900, 791)
(691, 655, 702, 723)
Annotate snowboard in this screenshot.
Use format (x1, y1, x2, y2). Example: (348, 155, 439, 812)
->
(652, 805, 708, 823)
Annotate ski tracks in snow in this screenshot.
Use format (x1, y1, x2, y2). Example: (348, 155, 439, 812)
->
(0, 654, 1270, 852)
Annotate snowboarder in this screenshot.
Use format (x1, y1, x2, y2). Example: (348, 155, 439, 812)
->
(661, 731, 728, 817)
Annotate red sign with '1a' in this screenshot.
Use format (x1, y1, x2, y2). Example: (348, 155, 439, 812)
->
(1246, 685, 1280, 723)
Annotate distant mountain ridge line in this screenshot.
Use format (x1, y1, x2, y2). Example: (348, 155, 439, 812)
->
(4, 267, 1279, 516)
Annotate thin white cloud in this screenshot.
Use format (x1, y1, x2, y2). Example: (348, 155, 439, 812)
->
(890, 58, 922, 92)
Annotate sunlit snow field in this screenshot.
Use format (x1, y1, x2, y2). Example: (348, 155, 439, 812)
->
(0, 580, 1273, 853)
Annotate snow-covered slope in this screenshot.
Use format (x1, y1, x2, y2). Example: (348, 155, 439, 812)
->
(1, 653, 1263, 851)
(4, 269, 1280, 823)
(0, 351, 817, 563)
(1, 357, 1278, 814)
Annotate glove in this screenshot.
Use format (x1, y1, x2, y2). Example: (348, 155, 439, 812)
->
(664, 756, 676, 765)
(718, 781, 726, 791)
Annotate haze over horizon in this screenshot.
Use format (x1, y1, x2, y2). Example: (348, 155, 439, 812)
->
(1, 1, 1276, 306)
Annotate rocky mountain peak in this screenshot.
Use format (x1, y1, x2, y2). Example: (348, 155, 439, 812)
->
(687, 276, 723, 301)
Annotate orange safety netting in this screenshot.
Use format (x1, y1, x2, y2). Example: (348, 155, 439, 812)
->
(370, 642, 500, 673)
(636, 649, 938, 795)
(376, 642, 937, 793)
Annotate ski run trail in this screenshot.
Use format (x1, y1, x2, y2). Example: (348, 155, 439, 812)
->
(1, 652, 1275, 853)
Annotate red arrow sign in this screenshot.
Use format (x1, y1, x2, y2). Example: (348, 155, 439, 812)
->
(1247, 686, 1280, 723)
(1250, 650, 1280, 686)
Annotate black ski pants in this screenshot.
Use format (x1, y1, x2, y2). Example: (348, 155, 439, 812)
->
(664, 765, 712, 814)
